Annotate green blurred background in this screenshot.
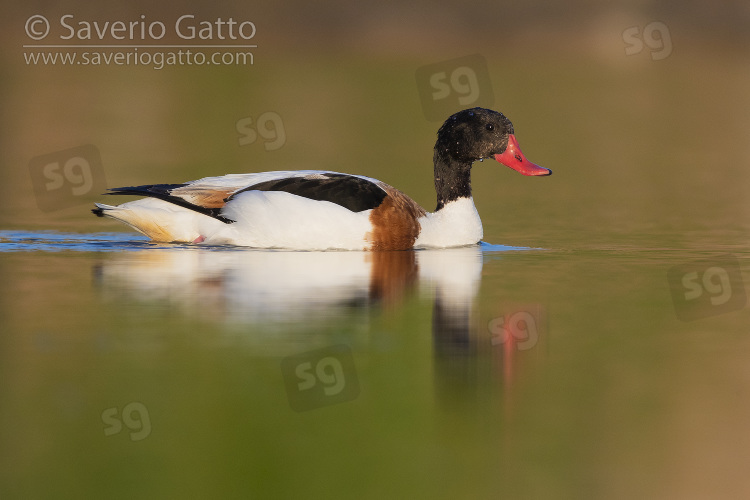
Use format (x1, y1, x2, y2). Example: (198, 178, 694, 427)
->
(3, 0, 749, 244)
(2, 1, 750, 499)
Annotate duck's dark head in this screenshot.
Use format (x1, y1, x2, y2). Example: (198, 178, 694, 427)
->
(433, 107, 551, 210)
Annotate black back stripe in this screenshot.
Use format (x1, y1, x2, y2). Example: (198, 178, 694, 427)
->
(229, 173, 387, 212)
(104, 184, 235, 223)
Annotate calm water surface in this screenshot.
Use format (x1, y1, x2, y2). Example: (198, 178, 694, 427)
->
(1, 229, 748, 499)
(3, 4, 750, 496)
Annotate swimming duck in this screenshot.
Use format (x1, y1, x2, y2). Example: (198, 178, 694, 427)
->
(92, 107, 551, 250)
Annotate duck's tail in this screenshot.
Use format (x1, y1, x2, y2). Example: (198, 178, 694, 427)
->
(92, 200, 212, 243)
(91, 203, 111, 218)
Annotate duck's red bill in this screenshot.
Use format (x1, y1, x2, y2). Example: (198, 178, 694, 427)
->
(494, 134, 552, 176)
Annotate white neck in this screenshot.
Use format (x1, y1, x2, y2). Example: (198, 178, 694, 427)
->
(413, 197, 483, 248)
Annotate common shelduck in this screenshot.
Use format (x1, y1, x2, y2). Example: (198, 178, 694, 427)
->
(92, 107, 551, 250)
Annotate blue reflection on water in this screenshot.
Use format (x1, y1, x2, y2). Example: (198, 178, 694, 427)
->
(0, 230, 535, 253)
(0, 231, 153, 252)
(479, 241, 532, 252)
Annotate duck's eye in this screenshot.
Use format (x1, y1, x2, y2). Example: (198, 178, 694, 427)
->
(485, 123, 494, 131)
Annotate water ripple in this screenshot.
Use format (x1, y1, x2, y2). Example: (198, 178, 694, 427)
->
(0, 230, 531, 253)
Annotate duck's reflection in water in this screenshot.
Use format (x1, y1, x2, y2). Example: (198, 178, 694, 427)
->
(94, 245, 480, 328)
(429, 252, 547, 411)
(428, 249, 482, 407)
(94, 247, 427, 326)
(94, 245, 538, 404)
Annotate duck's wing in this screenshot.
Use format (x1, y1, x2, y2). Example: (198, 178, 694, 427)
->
(227, 172, 388, 213)
(103, 170, 390, 220)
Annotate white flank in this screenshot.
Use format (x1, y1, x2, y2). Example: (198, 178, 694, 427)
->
(413, 197, 483, 248)
(203, 190, 373, 250)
